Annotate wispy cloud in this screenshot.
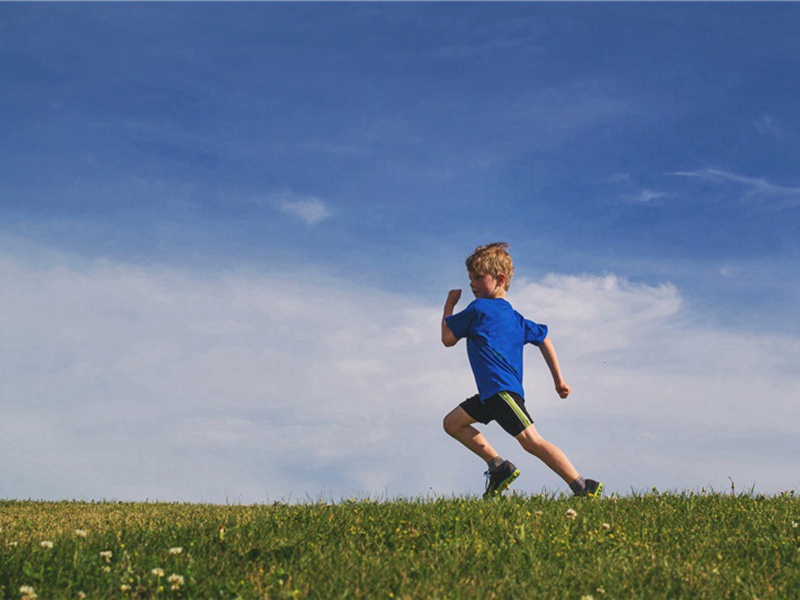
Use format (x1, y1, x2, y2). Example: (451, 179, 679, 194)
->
(631, 189, 666, 204)
(672, 168, 800, 210)
(606, 173, 667, 204)
(267, 192, 332, 225)
(514, 81, 632, 141)
(752, 115, 786, 138)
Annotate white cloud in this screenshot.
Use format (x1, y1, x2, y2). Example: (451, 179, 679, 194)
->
(753, 114, 785, 138)
(606, 173, 666, 204)
(508, 274, 800, 493)
(673, 168, 800, 210)
(515, 81, 631, 139)
(0, 250, 457, 502)
(1, 250, 799, 502)
(630, 188, 666, 204)
(271, 192, 332, 225)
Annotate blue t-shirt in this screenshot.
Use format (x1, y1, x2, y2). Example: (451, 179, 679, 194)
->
(445, 298, 548, 401)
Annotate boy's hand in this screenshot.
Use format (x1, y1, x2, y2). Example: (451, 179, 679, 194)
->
(445, 289, 462, 308)
(556, 381, 571, 399)
(441, 289, 462, 347)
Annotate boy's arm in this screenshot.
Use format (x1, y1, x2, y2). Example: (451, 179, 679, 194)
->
(539, 337, 571, 398)
(441, 289, 461, 347)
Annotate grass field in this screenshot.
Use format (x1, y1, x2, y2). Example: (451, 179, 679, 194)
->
(1, 491, 799, 599)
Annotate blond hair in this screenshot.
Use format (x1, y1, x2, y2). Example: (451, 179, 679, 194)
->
(465, 242, 514, 290)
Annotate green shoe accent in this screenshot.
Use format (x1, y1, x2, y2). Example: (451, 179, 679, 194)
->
(573, 479, 603, 498)
(586, 480, 603, 499)
(483, 463, 520, 499)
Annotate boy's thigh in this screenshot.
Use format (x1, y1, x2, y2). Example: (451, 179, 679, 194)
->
(460, 391, 533, 437)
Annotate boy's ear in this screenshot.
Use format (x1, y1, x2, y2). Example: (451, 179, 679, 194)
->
(496, 272, 507, 286)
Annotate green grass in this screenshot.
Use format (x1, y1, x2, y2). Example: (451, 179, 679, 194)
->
(2, 491, 799, 599)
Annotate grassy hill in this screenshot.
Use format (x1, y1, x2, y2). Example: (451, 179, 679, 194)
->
(2, 491, 799, 598)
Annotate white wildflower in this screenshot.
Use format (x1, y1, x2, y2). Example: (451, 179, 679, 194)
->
(100, 550, 113, 562)
(75, 529, 88, 538)
(40, 541, 54, 549)
(120, 585, 131, 592)
(169, 546, 183, 555)
(566, 508, 578, 520)
(602, 522, 611, 530)
(167, 574, 185, 590)
(19, 586, 38, 600)
(151, 567, 165, 577)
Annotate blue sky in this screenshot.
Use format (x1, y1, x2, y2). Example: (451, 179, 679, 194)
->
(2, 3, 800, 502)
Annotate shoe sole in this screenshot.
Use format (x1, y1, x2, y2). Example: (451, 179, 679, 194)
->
(484, 468, 521, 499)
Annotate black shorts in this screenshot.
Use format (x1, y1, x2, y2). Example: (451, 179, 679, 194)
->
(460, 391, 534, 437)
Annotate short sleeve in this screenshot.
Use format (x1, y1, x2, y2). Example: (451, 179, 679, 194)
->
(445, 301, 479, 340)
(524, 319, 548, 346)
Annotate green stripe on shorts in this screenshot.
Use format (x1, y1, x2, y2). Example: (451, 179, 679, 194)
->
(498, 391, 532, 430)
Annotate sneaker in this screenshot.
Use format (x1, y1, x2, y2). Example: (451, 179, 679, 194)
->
(574, 479, 603, 498)
(483, 460, 520, 499)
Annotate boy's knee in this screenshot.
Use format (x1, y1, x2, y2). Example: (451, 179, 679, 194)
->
(442, 413, 456, 436)
(517, 429, 545, 454)
(442, 410, 462, 436)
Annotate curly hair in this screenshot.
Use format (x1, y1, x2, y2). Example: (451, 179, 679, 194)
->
(465, 242, 514, 290)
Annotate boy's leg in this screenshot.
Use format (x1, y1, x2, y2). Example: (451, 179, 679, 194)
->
(443, 406, 499, 462)
(515, 423, 580, 485)
(444, 405, 520, 498)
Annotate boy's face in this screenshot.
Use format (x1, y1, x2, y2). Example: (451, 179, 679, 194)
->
(469, 271, 506, 299)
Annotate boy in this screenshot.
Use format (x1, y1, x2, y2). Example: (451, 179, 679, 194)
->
(442, 242, 602, 499)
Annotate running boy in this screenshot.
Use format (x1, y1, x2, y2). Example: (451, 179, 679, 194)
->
(442, 242, 602, 499)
